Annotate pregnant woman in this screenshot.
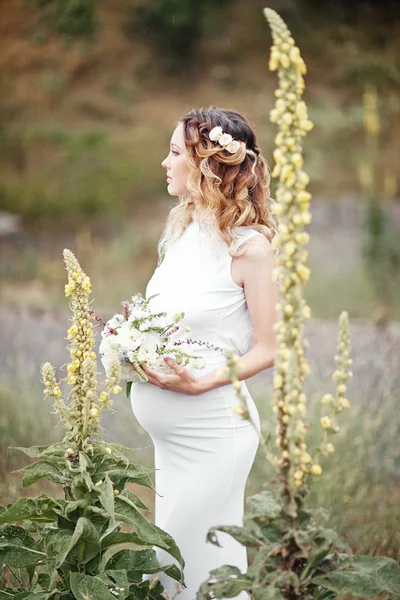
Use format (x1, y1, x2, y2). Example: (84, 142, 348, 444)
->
(130, 106, 279, 599)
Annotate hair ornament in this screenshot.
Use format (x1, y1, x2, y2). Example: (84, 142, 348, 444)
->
(209, 126, 241, 154)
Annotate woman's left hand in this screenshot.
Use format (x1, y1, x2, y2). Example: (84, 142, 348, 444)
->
(140, 357, 202, 396)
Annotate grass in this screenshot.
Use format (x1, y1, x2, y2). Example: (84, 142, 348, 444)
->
(248, 388, 400, 561)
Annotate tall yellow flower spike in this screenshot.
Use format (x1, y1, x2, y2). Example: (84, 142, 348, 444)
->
(41, 250, 121, 454)
(264, 9, 353, 505)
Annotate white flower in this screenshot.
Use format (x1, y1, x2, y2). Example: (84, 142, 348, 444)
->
(209, 126, 223, 141)
(218, 133, 233, 146)
(225, 140, 241, 154)
(192, 358, 206, 369)
(140, 332, 162, 353)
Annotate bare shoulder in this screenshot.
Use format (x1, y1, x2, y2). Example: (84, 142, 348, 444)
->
(231, 235, 274, 287)
(237, 235, 274, 258)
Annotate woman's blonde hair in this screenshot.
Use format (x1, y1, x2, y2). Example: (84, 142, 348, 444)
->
(157, 106, 277, 265)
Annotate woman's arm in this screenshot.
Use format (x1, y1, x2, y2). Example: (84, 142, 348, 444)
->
(196, 237, 279, 394)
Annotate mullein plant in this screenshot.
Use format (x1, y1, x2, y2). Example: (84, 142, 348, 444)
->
(198, 8, 400, 600)
(0, 250, 185, 599)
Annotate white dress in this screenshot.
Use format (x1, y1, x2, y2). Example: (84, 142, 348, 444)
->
(130, 220, 263, 600)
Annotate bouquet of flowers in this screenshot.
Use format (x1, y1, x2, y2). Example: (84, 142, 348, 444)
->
(99, 293, 209, 392)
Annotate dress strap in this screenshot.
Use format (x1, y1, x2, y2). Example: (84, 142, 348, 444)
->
(233, 227, 264, 252)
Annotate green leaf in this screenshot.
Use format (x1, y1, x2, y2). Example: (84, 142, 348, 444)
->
(207, 525, 262, 549)
(313, 555, 400, 598)
(198, 565, 251, 599)
(120, 487, 149, 511)
(70, 572, 118, 600)
(12, 442, 66, 459)
(126, 381, 132, 398)
(56, 517, 100, 567)
(106, 549, 183, 584)
(100, 530, 146, 552)
(44, 528, 73, 560)
(301, 528, 350, 580)
(94, 459, 153, 489)
(97, 474, 115, 519)
(64, 499, 88, 515)
(0, 525, 46, 568)
(13, 461, 67, 488)
(0, 496, 58, 524)
(246, 491, 282, 523)
(114, 495, 184, 571)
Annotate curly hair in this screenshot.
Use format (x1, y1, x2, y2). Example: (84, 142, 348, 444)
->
(157, 106, 278, 265)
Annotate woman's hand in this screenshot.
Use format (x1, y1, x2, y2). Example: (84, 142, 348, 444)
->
(140, 357, 202, 396)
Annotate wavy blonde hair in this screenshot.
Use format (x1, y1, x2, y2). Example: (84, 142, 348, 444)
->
(157, 106, 277, 265)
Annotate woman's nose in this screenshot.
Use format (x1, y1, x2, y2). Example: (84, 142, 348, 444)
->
(161, 157, 168, 169)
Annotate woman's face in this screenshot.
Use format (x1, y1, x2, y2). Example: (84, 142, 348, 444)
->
(161, 122, 191, 197)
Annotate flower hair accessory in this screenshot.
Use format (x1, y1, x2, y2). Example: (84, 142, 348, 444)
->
(209, 126, 241, 154)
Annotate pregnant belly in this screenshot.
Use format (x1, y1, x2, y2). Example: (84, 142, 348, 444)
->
(130, 380, 260, 443)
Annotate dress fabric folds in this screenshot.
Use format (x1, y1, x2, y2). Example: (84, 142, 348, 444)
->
(130, 221, 263, 599)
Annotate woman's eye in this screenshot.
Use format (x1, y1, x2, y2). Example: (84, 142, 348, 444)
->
(171, 150, 179, 156)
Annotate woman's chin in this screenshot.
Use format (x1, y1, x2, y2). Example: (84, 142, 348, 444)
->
(166, 184, 180, 197)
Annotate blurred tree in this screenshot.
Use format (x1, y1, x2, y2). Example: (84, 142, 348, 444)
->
(124, 0, 229, 73)
(31, 0, 101, 39)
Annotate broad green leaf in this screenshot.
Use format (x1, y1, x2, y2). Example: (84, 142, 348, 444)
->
(247, 491, 282, 522)
(95, 460, 153, 489)
(64, 499, 88, 515)
(97, 474, 115, 519)
(100, 530, 146, 552)
(313, 555, 400, 598)
(0, 525, 46, 568)
(120, 487, 149, 511)
(301, 528, 349, 579)
(12, 443, 66, 459)
(114, 495, 184, 570)
(126, 381, 132, 398)
(198, 565, 251, 599)
(106, 548, 161, 575)
(0, 542, 45, 568)
(0, 497, 58, 524)
(56, 517, 100, 567)
(207, 525, 262, 549)
(70, 573, 117, 600)
(13, 461, 66, 488)
(106, 549, 182, 584)
(44, 529, 73, 561)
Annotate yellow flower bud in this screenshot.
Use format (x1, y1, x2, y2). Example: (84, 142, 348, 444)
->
(325, 443, 335, 453)
(338, 384, 346, 395)
(99, 391, 108, 403)
(340, 397, 350, 409)
(282, 112, 293, 126)
(282, 415, 289, 424)
(291, 153, 304, 169)
(113, 489, 119, 495)
(53, 386, 62, 397)
(321, 393, 334, 404)
(284, 304, 294, 317)
(113, 385, 122, 395)
(311, 464, 322, 475)
(294, 469, 303, 480)
(300, 452, 312, 464)
(274, 374, 284, 389)
(320, 416, 332, 429)
(280, 54, 290, 69)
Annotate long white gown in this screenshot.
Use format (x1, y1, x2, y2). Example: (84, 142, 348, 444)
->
(130, 220, 263, 600)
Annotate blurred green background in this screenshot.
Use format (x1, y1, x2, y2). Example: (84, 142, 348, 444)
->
(0, 0, 400, 573)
